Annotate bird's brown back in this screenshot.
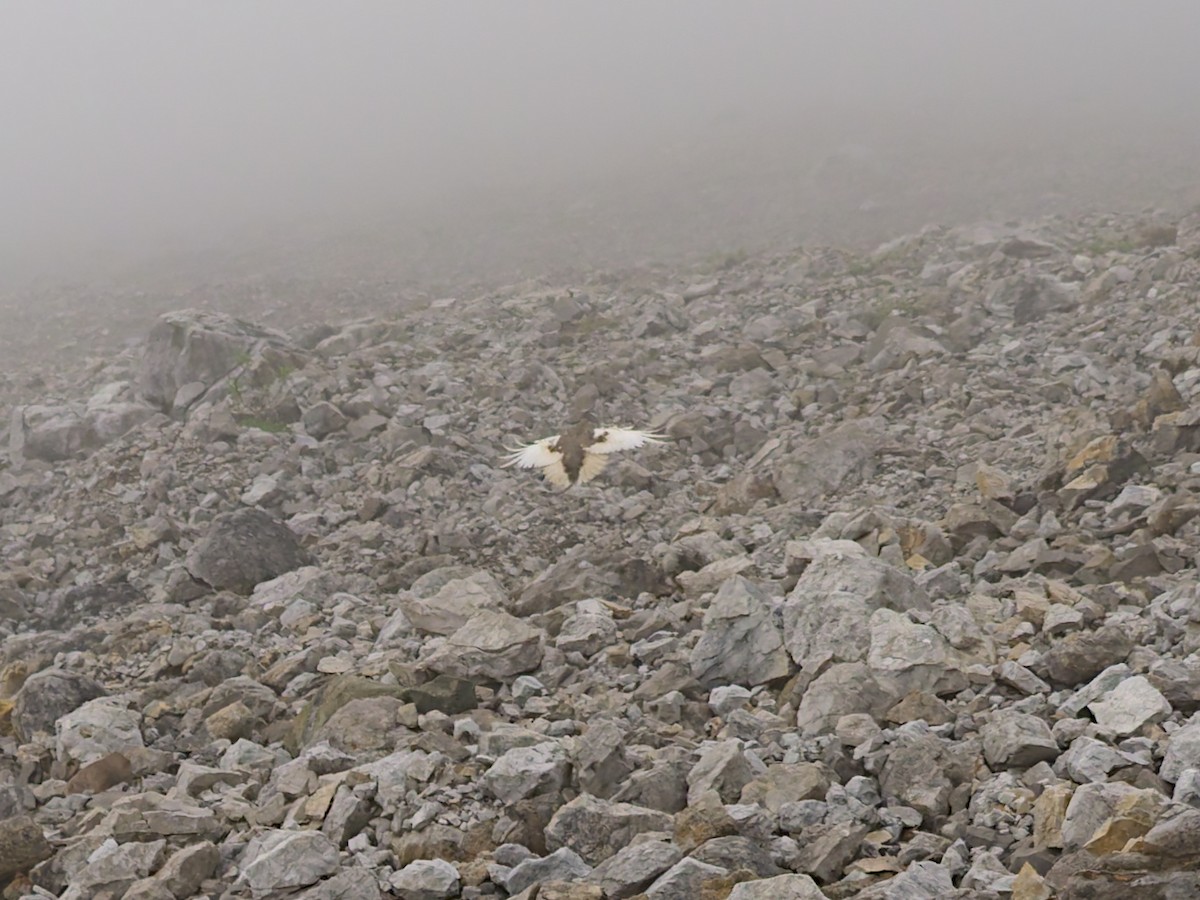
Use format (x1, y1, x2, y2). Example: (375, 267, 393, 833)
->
(557, 418, 597, 485)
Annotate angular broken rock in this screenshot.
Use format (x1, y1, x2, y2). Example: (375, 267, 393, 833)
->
(154, 842, 222, 899)
(645, 857, 734, 899)
(574, 718, 633, 799)
(772, 418, 884, 504)
(727, 874, 830, 899)
(235, 829, 340, 894)
(793, 822, 870, 884)
(1086, 675, 1171, 736)
(1059, 782, 1161, 853)
(69, 837, 166, 897)
(545, 794, 674, 865)
(689, 575, 790, 688)
(422, 609, 545, 680)
(794, 662, 895, 736)
(483, 741, 571, 805)
(1160, 720, 1200, 784)
(586, 840, 682, 899)
(981, 710, 1060, 769)
(389, 858, 461, 899)
(138, 308, 298, 413)
(8, 401, 152, 462)
(866, 607, 973, 697)
(302, 400, 349, 439)
(503, 848, 592, 896)
(879, 732, 976, 820)
(56, 696, 145, 766)
(687, 739, 767, 805)
(783, 543, 930, 669)
(398, 570, 508, 635)
(556, 605, 620, 657)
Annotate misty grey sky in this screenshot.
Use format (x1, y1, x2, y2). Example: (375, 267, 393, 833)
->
(2, 1, 1198, 285)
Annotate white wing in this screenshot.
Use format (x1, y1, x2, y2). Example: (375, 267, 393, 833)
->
(540, 459, 574, 489)
(576, 452, 610, 484)
(500, 435, 561, 469)
(587, 427, 667, 454)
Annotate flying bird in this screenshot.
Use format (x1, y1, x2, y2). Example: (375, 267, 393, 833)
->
(501, 418, 667, 489)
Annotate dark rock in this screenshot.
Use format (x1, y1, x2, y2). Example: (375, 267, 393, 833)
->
(1042, 626, 1135, 687)
(12, 667, 105, 741)
(185, 508, 313, 594)
(398, 674, 478, 715)
(0, 815, 52, 880)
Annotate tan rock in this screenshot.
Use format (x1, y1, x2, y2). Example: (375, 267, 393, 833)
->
(975, 461, 1015, 502)
(1083, 790, 1164, 854)
(1033, 783, 1073, 850)
(1084, 811, 1154, 855)
(1011, 862, 1053, 900)
(65, 751, 133, 794)
(885, 691, 954, 726)
(1132, 369, 1184, 428)
(674, 791, 738, 852)
(204, 700, 257, 741)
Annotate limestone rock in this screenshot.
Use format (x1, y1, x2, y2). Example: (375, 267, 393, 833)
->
(422, 609, 545, 680)
(690, 576, 790, 688)
(236, 829, 340, 894)
(981, 711, 1060, 769)
(389, 858, 461, 900)
(545, 794, 674, 865)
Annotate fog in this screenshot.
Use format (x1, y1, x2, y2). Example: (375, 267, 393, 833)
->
(3, 1, 1200, 291)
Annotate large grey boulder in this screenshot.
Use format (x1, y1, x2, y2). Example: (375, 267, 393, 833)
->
(398, 569, 507, 635)
(1161, 721, 1200, 783)
(687, 739, 767, 805)
(772, 418, 884, 503)
(867, 608, 972, 697)
(690, 576, 790, 688)
(186, 508, 313, 595)
(587, 841, 682, 899)
(6, 400, 151, 462)
(782, 541, 930, 670)
(502, 848, 592, 895)
(56, 696, 145, 766)
(422, 609, 545, 681)
(574, 718, 633, 799)
(235, 830, 340, 894)
(389, 858, 460, 899)
(645, 857, 730, 899)
(879, 732, 979, 820)
(545, 794, 673, 865)
(795, 662, 895, 736)
(12, 668, 106, 741)
(66, 838, 166, 897)
(1060, 782, 1151, 852)
(482, 741, 571, 805)
(980, 710, 1059, 769)
(138, 309, 299, 413)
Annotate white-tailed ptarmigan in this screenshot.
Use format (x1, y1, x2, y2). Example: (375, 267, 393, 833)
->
(501, 417, 666, 489)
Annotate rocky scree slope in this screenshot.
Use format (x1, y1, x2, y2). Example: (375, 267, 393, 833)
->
(2, 210, 1200, 898)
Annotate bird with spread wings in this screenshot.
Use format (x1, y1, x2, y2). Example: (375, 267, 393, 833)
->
(501, 417, 666, 489)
